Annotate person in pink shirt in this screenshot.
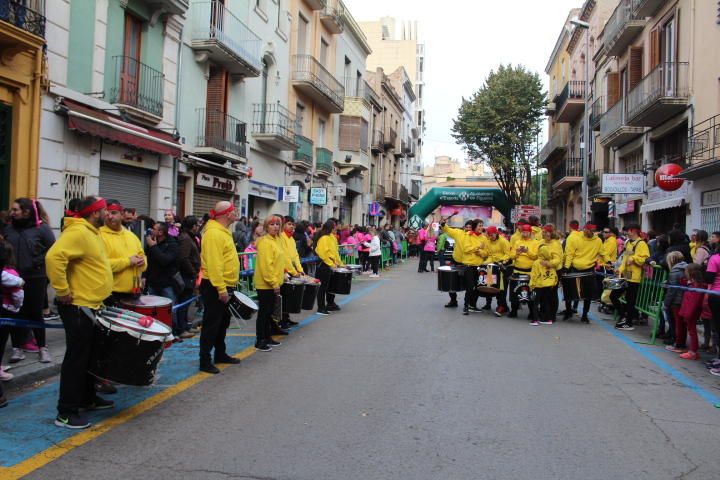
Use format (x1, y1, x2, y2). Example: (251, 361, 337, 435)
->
(705, 249, 720, 375)
(418, 224, 436, 272)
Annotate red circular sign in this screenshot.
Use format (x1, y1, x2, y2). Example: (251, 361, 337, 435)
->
(655, 163, 684, 191)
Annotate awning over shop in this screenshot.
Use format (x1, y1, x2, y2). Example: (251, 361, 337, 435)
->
(57, 99, 181, 157)
(639, 197, 684, 214)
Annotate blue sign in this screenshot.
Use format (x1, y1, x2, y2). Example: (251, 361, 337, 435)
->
(368, 202, 381, 216)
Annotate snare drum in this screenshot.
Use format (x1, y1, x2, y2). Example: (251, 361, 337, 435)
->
(329, 268, 353, 295)
(345, 264, 363, 276)
(301, 282, 320, 310)
(120, 295, 172, 330)
(229, 291, 259, 320)
(281, 281, 305, 314)
(89, 309, 172, 386)
(437, 266, 464, 292)
(561, 268, 598, 301)
(603, 276, 627, 290)
(511, 274, 532, 303)
(477, 263, 502, 294)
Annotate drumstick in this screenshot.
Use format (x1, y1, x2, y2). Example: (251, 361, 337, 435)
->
(104, 306, 146, 319)
(440, 210, 460, 223)
(103, 309, 147, 322)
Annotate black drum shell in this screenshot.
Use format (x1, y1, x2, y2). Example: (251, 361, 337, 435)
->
(281, 282, 305, 314)
(89, 324, 165, 386)
(301, 282, 319, 310)
(437, 267, 463, 292)
(329, 270, 353, 295)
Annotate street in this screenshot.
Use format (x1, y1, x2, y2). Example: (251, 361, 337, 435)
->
(3, 261, 720, 480)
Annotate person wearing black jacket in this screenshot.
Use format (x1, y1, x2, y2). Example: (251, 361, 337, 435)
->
(175, 217, 201, 338)
(145, 222, 179, 304)
(661, 229, 692, 268)
(3, 198, 56, 363)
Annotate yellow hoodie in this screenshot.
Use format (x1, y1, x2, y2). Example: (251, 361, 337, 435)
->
(618, 238, 649, 283)
(279, 231, 303, 275)
(599, 235, 618, 266)
(316, 234, 343, 267)
(531, 225, 543, 242)
(564, 233, 602, 270)
(442, 226, 466, 264)
(529, 239, 563, 289)
(461, 233, 487, 266)
(99, 225, 147, 293)
(511, 237, 539, 271)
(254, 234, 286, 290)
(479, 237, 511, 264)
(46, 218, 113, 309)
(201, 219, 240, 294)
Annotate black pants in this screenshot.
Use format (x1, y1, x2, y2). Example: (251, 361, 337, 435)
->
(464, 265, 479, 308)
(256, 289, 276, 344)
(708, 296, 720, 359)
(448, 261, 463, 304)
(57, 304, 97, 414)
(611, 281, 639, 325)
(418, 250, 434, 272)
(316, 263, 336, 311)
(20, 277, 48, 348)
(358, 251, 369, 271)
(534, 287, 558, 322)
(199, 280, 231, 364)
(369, 255, 380, 274)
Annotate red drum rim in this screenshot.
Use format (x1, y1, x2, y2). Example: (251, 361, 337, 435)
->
(97, 313, 172, 340)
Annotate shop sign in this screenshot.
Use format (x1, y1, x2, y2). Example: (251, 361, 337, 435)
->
(510, 205, 541, 223)
(334, 183, 347, 197)
(248, 180, 279, 200)
(615, 201, 635, 215)
(368, 202, 381, 216)
(655, 163, 685, 192)
(647, 183, 689, 203)
(309, 187, 327, 205)
(702, 189, 720, 207)
(602, 174, 645, 194)
(281, 185, 300, 203)
(196, 172, 236, 192)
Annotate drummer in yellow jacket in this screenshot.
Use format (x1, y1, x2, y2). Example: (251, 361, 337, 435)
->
(278, 216, 303, 329)
(99, 199, 147, 299)
(460, 221, 488, 315)
(562, 222, 603, 323)
(477, 226, 511, 315)
(508, 224, 540, 318)
(529, 225, 564, 325)
(315, 219, 345, 315)
(198, 201, 240, 373)
(612, 223, 650, 330)
(441, 220, 474, 308)
(45, 196, 114, 429)
(254, 215, 288, 351)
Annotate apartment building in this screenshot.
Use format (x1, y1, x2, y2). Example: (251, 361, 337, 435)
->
(0, 0, 46, 210)
(37, 0, 185, 227)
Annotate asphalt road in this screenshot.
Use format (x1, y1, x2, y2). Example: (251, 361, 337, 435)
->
(23, 262, 720, 480)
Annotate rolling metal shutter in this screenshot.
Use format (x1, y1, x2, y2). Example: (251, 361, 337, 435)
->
(99, 162, 152, 216)
(193, 188, 238, 218)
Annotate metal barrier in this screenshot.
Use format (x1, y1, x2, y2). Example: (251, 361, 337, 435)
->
(401, 240, 409, 260)
(339, 243, 359, 265)
(614, 264, 667, 344)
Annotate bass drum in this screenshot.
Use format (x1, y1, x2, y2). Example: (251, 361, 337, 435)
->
(229, 291, 259, 320)
(89, 310, 172, 386)
(119, 295, 172, 330)
(329, 268, 353, 295)
(511, 274, 532, 303)
(437, 266, 464, 292)
(301, 282, 319, 310)
(477, 263, 502, 294)
(281, 281, 305, 314)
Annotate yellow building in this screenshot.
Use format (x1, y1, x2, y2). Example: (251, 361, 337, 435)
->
(0, 1, 46, 209)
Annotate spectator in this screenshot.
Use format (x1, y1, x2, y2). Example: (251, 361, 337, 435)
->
(145, 222, 179, 304)
(692, 230, 712, 266)
(176, 216, 201, 339)
(664, 229, 692, 265)
(233, 216, 248, 252)
(662, 251, 687, 342)
(164, 210, 180, 238)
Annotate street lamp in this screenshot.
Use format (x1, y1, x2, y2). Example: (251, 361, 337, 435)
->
(571, 17, 590, 223)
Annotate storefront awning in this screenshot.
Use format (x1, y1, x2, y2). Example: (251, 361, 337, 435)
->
(57, 99, 181, 157)
(639, 197, 684, 214)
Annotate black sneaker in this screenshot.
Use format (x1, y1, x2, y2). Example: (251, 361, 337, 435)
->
(581, 316, 590, 324)
(271, 328, 290, 336)
(468, 305, 480, 312)
(444, 302, 458, 308)
(563, 311, 573, 321)
(481, 304, 492, 310)
(266, 339, 281, 347)
(55, 413, 91, 429)
(462, 307, 469, 316)
(508, 310, 518, 318)
(255, 343, 272, 352)
(200, 363, 220, 374)
(43, 312, 60, 322)
(327, 304, 341, 311)
(94, 381, 117, 395)
(317, 310, 331, 315)
(82, 396, 114, 411)
(285, 319, 299, 326)
(214, 355, 241, 365)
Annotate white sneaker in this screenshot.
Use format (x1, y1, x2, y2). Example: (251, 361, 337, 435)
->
(369, 274, 379, 278)
(39, 347, 52, 363)
(9, 348, 25, 363)
(0, 368, 13, 382)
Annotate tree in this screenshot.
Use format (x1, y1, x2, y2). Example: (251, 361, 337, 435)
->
(452, 64, 545, 212)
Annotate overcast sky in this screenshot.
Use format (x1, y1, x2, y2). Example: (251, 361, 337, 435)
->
(344, 0, 581, 165)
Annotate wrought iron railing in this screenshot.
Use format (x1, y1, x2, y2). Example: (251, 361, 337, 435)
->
(316, 147, 333, 174)
(294, 134, 313, 165)
(539, 127, 568, 163)
(555, 80, 585, 113)
(0, 0, 45, 38)
(400, 184, 409, 203)
(600, 98, 628, 139)
(109, 56, 164, 117)
(293, 54, 344, 109)
(411, 181, 421, 198)
(603, 1, 639, 49)
(688, 114, 720, 166)
(590, 96, 605, 128)
(252, 103, 296, 144)
(627, 62, 689, 121)
(190, 1, 262, 72)
(386, 128, 398, 149)
(196, 108, 247, 158)
(373, 184, 386, 201)
(552, 157, 583, 185)
(372, 129, 384, 152)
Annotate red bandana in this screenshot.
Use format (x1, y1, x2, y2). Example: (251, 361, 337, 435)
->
(74, 198, 107, 218)
(210, 204, 235, 219)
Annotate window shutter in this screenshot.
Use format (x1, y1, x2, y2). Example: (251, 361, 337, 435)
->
(339, 115, 361, 151)
(206, 66, 228, 113)
(606, 72, 620, 108)
(649, 29, 661, 69)
(360, 119, 369, 151)
(629, 47, 643, 90)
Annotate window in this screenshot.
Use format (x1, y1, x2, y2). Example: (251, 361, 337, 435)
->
(297, 14, 308, 54)
(295, 103, 305, 135)
(320, 38, 329, 65)
(64, 173, 88, 208)
(622, 152, 643, 174)
(318, 119, 326, 148)
(119, 13, 142, 105)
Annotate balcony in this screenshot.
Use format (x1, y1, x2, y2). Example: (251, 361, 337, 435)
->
(385, 128, 398, 150)
(387, 181, 401, 201)
(539, 126, 568, 165)
(320, 4, 343, 34)
(0, 0, 45, 38)
(252, 104, 297, 151)
(190, 1, 262, 77)
(372, 184, 386, 202)
(555, 81, 585, 123)
(590, 96, 605, 131)
(344, 77, 381, 108)
(293, 134, 313, 170)
(399, 184, 410, 203)
(371, 130, 384, 154)
(303, 0, 326, 10)
(146, 0, 189, 15)
(551, 157, 583, 190)
(316, 147, 333, 176)
(337, 150, 370, 174)
(681, 114, 720, 180)
(633, 0, 664, 18)
(602, 1, 645, 57)
(292, 54, 344, 113)
(411, 180, 421, 199)
(626, 62, 690, 128)
(108, 56, 164, 122)
(401, 139, 411, 154)
(195, 109, 247, 161)
(544, 102, 556, 117)
(599, 99, 643, 147)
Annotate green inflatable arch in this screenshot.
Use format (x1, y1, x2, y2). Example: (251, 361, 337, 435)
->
(407, 187, 511, 228)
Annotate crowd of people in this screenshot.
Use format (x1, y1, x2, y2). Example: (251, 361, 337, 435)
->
(420, 215, 720, 379)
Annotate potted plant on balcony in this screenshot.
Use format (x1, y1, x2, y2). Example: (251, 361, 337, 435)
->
(587, 171, 600, 188)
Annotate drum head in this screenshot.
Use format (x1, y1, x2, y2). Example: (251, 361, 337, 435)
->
(98, 313, 172, 340)
(233, 291, 258, 311)
(438, 266, 454, 271)
(333, 268, 352, 273)
(121, 295, 172, 308)
(477, 286, 501, 294)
